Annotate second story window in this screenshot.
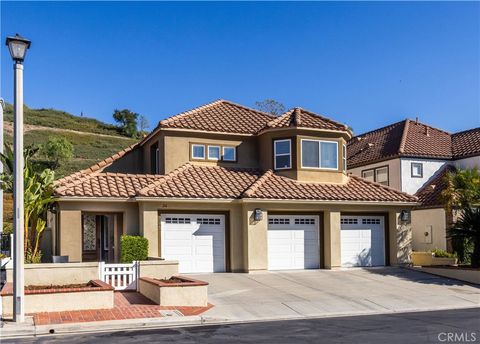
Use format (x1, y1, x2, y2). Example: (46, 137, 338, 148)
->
(411, 162, 423, 178)
(223, 147, 236, 161)
(208, 146, 221, 160)
(274, 139, 291, 170)
(192, 144, 205, 159)
(362, 166, 389, 186)
(301, 139, 338, 170)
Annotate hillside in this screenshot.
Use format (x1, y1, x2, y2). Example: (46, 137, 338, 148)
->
(3, 104, 139, 179)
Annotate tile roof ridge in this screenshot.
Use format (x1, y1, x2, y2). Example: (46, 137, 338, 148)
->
(350, 119, 407, 141)
(54, 142, 140, 187)
(101, 172, 163, 178)
(136, 163, 193, 196)
(408, 118, 452, 135)
(294, 107, 349, 131)
(452, 126, 480, 137)
(349, 174, 418, 201)
(220, 99, 277, 119)
(398, 119, 410, 154)
(266, 109, 293, 127)
(242, 169, 274, 198)
(159, 99, 225, 126)
(293, 108, 302, 126)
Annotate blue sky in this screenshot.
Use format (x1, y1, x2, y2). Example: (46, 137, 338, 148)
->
(1, 1, 479, 135)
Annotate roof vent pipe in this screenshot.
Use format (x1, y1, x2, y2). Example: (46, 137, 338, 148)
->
(415, 117, 419, 124)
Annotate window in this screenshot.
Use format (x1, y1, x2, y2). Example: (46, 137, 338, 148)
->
(191, 144, 205, 159)
(362, 218, 381, 225)
(197, 218, 221, 225)
(300, 139, 338, 170)
(274, 139, 292, 170)
(268, 218, 290, 225)
(361, 166, 389, 186)
(208, 146, 221, 160)
(341, 218, 358, 225)
(362, 169, 375, 182)
(223, 147, 236, 161)
(294, 218, 316, 225)
(411, 162, 423, 178)
(165, 217, 191, 224)
(343, 145, 347, 172)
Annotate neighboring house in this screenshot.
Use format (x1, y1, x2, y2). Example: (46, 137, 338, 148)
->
(347, 119, 480, 252)
(51, 100, 417, 273)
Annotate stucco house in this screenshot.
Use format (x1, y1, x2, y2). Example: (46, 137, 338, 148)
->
(347, 119, 480, 252)
(50, 100, 417, 273)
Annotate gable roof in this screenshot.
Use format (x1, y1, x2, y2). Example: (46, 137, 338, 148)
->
(265, 107, 350, 134)
(348, 119, 458, 168)
(415, 165, 455, 209)
(451, 127, 480, 159)
(157, 100, 275, 135)
(56, 163, 416, 204)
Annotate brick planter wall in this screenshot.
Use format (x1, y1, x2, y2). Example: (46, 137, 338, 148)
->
(0, 280, 114, 315)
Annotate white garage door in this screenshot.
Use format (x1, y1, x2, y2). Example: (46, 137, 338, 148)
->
(160, 214, 225, 273)
(268, 215, 320, 270)
(340, 215, 385, 267)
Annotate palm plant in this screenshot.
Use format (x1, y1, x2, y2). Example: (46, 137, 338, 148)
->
(0, 144, 55, 263)
(447, 207, 480, 268)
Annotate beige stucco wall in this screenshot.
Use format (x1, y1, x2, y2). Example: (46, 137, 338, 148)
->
(163, 132, 258, 173)
(348, 158, 402, 191)
(139, 259, 179, 279)
(324, 211, 341, 268)
(139, 279, 208, 307)
(388, 211, 412, 265)
(411, 208, 447, 251)
(258, 129, 349, 184)
(2, 288, 113, 315)
(6, 262, 99, 285)
(57, 201, 139, 262)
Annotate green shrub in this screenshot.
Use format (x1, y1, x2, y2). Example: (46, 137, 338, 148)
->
(120, 235, 148, 263)
(431, 248, 457, 258)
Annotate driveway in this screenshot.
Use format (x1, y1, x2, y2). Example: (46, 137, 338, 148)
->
(189, 267, 480, 322)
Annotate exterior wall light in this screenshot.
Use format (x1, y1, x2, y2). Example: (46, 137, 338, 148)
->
(400, 210, 410, 223)
(254, 208, 263, 222)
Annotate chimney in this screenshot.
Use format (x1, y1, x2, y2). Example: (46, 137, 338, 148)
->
(425, 126, 430, 137)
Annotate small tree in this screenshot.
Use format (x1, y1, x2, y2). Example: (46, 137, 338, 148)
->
(442, 167, 480, 266)
(113, 109, 139, 137)
(120, 235, 148, 263)
(0, 144, 55, 263)
(41, 136, 74, 169)
(255, 99, 285, 116)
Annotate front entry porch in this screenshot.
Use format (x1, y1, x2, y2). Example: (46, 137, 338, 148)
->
(82, 213, 123, 263)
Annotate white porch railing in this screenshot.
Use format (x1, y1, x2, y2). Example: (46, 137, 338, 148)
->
(99, 261, 139, 290)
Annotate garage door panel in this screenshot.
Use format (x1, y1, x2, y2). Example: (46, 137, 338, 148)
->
(268, 215, 320, 270)
(161, 214, 225, 273)
(341, 216, 385, 267)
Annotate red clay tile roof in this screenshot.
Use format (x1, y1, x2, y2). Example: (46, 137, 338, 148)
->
(242, 170, 417, 203)
(265, 107, 350, 133)
(452, 127, 480, 159)
(55, 143, 139, 188)
(348, 119, 453, 168)
(55, 172, 162, 198)
(415, 165, 455, 208)
(56, 163, 416, 203)
(158, 100, 275, 135)
(137, 164, 262, 199)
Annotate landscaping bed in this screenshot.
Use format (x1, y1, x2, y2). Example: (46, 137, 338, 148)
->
(139, 276, 208, 307)
(1, 279, 114, 315)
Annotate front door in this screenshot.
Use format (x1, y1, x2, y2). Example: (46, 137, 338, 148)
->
(82, 214, 117, 262)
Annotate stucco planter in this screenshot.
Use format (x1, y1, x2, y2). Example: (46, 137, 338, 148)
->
(413, 266, 480, 285)
(0, 280, 114, 315)
(411, 252, 457, 266)
(139, 276, 208, 307)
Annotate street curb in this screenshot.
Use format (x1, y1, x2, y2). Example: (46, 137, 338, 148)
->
(2, 305, 480, 339)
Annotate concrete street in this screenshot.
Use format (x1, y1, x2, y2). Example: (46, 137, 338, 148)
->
(13, 308, 480, 343)
(190, 267, 480, 321)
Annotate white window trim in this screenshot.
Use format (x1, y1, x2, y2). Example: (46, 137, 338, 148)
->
(207, 145, 221, 161)
(300, 139, 339, 170)
(342, 144, 347, 172)
(191, 144, 205, 160)
(222, 146, 236, 162)
(274, 139, 292, 170)
(411, 162, 423, 178)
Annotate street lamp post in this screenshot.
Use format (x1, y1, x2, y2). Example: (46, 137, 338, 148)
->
(5, 33, 31, 323)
